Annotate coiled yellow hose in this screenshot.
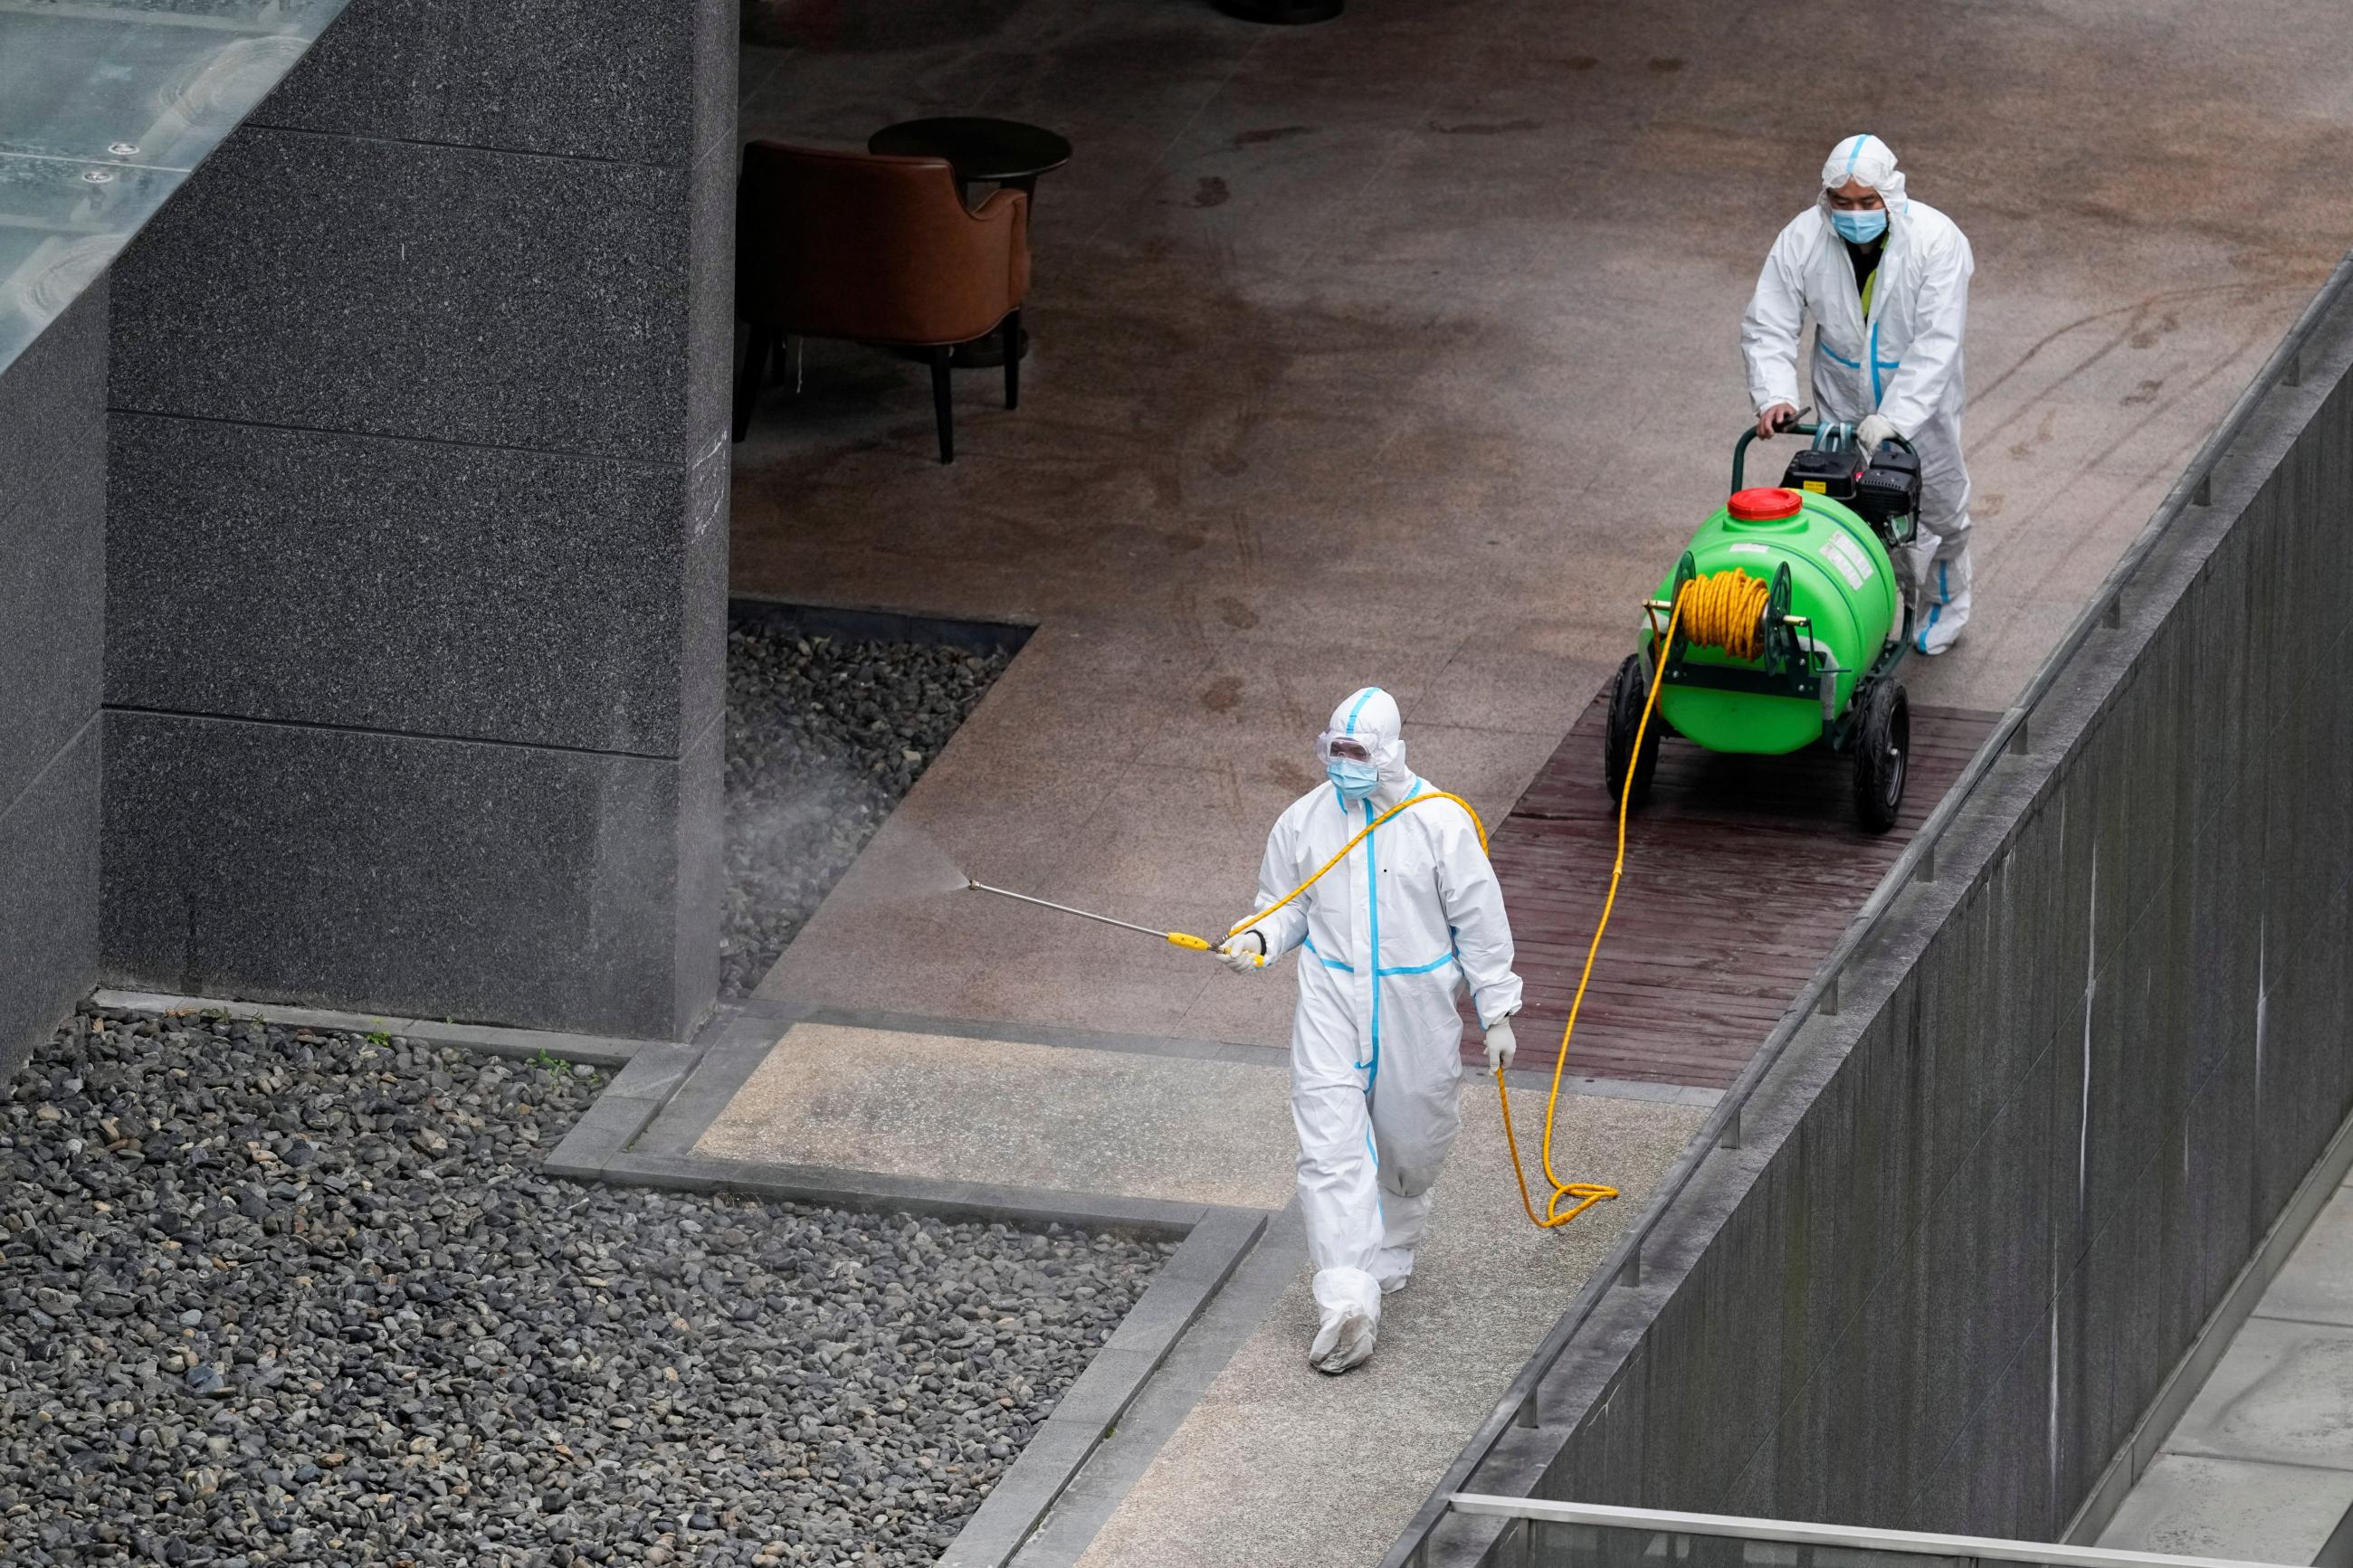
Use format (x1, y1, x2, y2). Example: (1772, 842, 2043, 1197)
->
(1674, 567, 1771, 659)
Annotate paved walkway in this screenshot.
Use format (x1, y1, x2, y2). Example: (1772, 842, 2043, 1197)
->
(720, 3, 2353, 1561)
(1069, 1087, 1693, 1568)
(2099, 1177, 2353, 1564)
(734, 0, 2353, 1045)
(697, 1016, 1704, 1568)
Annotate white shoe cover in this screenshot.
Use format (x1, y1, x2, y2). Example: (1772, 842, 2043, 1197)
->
(1310, 1304, 1377, 1374)
(1373, 1246, 1415, 1295)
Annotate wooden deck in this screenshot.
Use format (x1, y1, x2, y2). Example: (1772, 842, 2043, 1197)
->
(1472, 690, 1998, 1089)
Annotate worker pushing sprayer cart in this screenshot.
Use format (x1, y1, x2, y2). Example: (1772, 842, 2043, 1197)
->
(1215, 688, 1522, 1376)
(1743, 133, 1977, 654)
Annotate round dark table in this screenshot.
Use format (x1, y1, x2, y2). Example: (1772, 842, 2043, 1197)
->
(1216, 0, 1343, 20)
(868, 117, 1072, 368)
(868, 117, 1073, 194)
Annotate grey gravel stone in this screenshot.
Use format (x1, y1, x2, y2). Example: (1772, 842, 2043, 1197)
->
(721, 627, 1007, 996)
(0, 1008, 1167, 1566)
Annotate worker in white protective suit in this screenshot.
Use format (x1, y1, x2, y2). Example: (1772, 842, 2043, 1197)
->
(1215, 688, 1523, 1374)
(1743, 134, 1977, 654)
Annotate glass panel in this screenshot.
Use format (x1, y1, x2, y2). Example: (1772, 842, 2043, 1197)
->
(0, 0, 350, 373)
(0, 153, 184, 363)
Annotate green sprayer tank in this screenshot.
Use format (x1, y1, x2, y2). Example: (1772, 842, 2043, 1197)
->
(1657, 487, 1901, 754)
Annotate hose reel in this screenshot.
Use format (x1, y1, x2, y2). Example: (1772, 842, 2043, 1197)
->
(1658, 555, 1804, 667)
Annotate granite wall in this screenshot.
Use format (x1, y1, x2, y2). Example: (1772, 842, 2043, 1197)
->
(97, 0, 736, 1037)
(0, 283, 106, 1078)
(1417, 288, 2353, 1563)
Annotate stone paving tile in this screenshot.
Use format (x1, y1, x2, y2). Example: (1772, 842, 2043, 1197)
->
(698, 1022, 1297, 1211)
(2100, 1183, 2353, 1563)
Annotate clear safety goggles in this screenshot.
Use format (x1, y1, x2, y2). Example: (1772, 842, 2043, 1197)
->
(1315, 729, 1378, 765)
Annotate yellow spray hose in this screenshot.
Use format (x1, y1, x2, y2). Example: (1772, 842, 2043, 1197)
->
(1221, 580, 1750, 1231)
(1494, 588, 1704, 1228)
(1222, 791, 1491, 947)
(1223, 784, 1618, 1230)
(1212, 575, 1757, 1229)
(1490, 575, 1756, 1224)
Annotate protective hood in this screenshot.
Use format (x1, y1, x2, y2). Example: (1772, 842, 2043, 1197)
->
(1325, 686, 1411, 792)
(1816, 134, 1910, 237)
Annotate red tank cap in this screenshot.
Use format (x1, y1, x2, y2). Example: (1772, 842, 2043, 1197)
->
(1727, 487, 1804, 521)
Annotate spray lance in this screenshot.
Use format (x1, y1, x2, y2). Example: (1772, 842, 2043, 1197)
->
(967, 790, 1494, 970)
(963, 880, 1266, 965)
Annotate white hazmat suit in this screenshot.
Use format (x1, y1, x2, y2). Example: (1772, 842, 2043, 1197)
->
(1227, 688, 1523, 1373)
(1741, 134, 1977, 654)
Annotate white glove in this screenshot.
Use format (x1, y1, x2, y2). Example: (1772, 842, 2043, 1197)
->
(1856, 413, 1900, 455)
(1217, 931, 1268, 974)
(1482, 1017, 1517, 1072)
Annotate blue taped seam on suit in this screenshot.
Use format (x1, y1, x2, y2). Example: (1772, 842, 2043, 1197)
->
(1303, 935, 1354, 972)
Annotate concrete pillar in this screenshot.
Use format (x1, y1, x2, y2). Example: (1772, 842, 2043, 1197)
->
(0, 283, 106, 1076)
(98, 0, 736, 1038)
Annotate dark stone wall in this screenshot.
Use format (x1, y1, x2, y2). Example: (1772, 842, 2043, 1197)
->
(98, 0, 735, 1038)
(0, 282, 106, 1077)
(1431, 294, 2353, 1564)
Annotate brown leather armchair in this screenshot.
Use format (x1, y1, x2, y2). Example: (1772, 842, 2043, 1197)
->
(734, 141, 1031, 462)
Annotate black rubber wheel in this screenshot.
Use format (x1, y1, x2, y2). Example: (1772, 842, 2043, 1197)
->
(1603, 653, 1662, 808)
(1851, 679, 1910, 833)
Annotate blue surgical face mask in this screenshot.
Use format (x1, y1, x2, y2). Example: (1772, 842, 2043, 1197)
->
(1327, 761, 1380, 803)
(1830, 205, 1887, 244)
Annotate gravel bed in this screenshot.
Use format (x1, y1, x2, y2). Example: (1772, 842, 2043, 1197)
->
(724, 625, 1009, 998)
(0, 1009, 1167, 1566)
